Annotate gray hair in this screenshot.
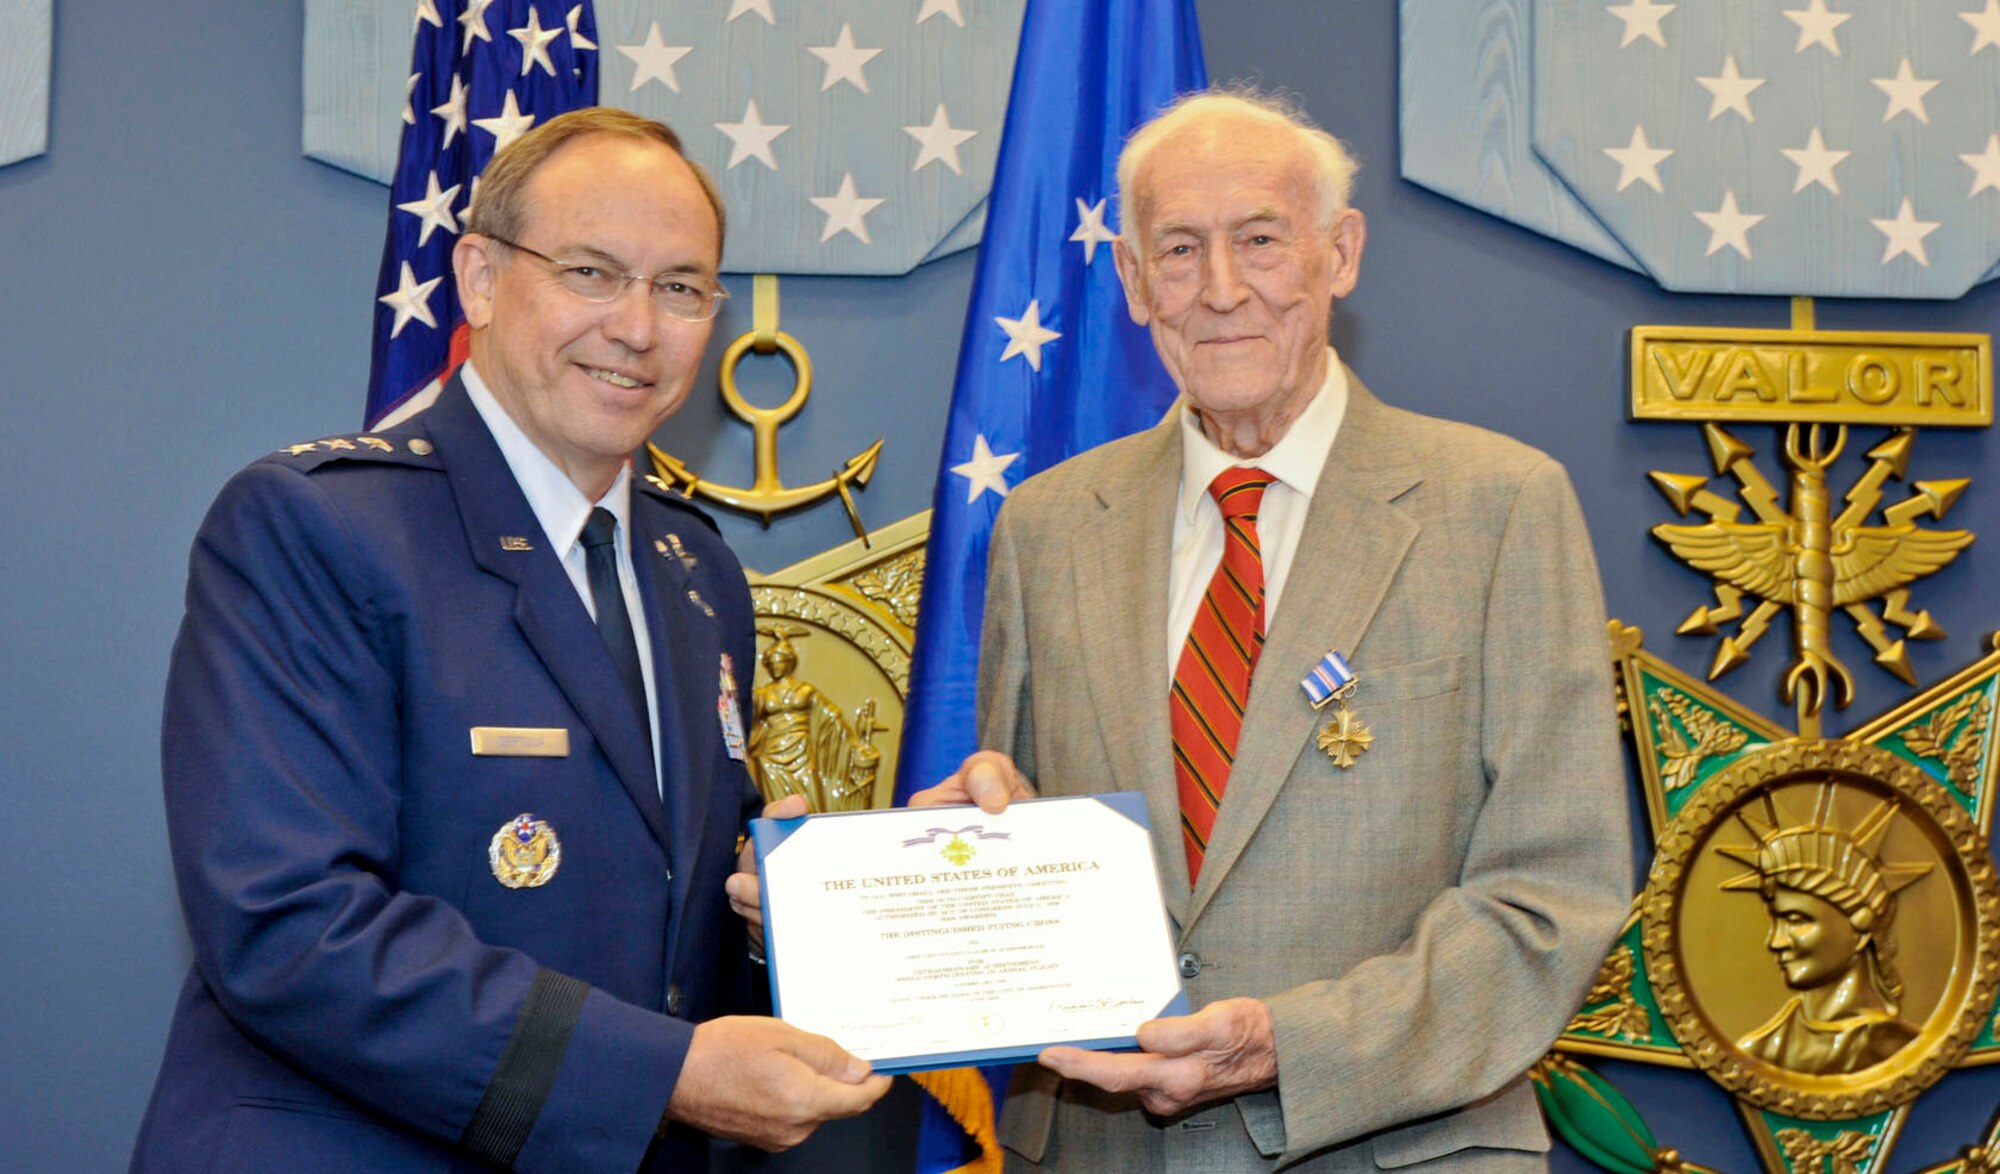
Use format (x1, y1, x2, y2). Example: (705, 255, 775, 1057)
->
(1115, 88, 1359, 235)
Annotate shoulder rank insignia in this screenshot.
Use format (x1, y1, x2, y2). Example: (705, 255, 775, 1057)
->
(273, 432, 439, 469)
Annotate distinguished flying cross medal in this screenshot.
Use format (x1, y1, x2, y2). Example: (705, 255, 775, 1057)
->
(489, 813, 560, 889)
(1303, 651, 1370, 768)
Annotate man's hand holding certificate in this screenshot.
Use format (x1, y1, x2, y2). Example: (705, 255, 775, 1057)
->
(745, 791, 1188, 1075)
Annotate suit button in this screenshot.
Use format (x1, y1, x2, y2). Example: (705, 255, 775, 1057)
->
(1177, 951, 1201, 979)
(666, 984, 685, 1017)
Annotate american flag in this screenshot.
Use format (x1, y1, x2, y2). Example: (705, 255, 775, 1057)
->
(364, 0, 599, 429)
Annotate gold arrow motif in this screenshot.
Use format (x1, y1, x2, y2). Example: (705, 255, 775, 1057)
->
(1651, 422, 1972, 719)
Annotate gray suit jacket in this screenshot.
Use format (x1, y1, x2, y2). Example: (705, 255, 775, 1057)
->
(979, 378, 1630, 1172)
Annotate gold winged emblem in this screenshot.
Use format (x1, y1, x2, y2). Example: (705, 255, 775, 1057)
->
(1651, 423, 1971, 714)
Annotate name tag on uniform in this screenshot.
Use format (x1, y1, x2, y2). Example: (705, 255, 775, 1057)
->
(470, 727, 572, 757)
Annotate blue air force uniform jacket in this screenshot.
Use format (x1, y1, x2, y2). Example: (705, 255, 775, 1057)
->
(128, 377, 760, 1173)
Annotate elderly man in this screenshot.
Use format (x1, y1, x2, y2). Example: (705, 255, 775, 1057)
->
(917, 91, 1631, 1170)
(128, 109, 887, 1174)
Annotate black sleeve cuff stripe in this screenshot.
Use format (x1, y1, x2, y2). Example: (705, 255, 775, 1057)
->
(461, 968, 590, 1169)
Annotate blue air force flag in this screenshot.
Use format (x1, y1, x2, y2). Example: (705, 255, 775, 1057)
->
(363, 0, 598, 428)
(1402, 0, 2000, 297)
(891, 0, 1205, 1165)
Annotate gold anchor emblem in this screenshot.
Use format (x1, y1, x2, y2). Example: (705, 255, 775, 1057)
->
(649, 276, 884, 543)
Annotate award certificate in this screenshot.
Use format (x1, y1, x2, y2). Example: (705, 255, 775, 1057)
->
(751, 792, 1187, 1074)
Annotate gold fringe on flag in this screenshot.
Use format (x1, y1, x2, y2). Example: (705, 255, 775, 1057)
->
(911, 1068, 1003, 1174)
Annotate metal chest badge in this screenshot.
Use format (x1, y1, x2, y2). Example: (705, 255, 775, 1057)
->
(718, 652, 748, 761)
(1303, 651, 1371, 768)
(489, 813, 561, 889)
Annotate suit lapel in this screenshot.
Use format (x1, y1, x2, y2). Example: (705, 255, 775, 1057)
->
(1072, 415, 1192, 926)
(1186, 379, 1422, 927)
(630, 506, 719, 894)
(426, 378, 673, 856)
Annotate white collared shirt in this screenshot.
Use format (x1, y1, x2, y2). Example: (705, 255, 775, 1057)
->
(1165, 347, 1350, 685)
(463, 361, 662, 792)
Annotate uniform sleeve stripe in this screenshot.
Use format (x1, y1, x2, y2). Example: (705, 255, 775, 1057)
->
(460, 968, 590, 1167)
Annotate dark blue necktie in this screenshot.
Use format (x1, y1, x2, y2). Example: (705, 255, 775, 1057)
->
(579, 508, 652, 755)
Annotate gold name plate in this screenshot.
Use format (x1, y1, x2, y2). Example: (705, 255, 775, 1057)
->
(1631, 326, 1992, 426)
(470, 727, 571, 757)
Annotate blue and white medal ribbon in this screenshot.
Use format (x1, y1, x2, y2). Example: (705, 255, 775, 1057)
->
(1301, 650, 1357, 710)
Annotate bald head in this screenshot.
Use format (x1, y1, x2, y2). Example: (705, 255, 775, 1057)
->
(1116, 90, 1358, 240)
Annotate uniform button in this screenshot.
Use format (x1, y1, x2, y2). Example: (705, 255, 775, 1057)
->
(664, 867, 674, 883)
(1177, 951, 1201, 979)
(666, 983, 685, 1017)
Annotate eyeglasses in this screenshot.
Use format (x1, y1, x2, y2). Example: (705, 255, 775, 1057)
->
(483, 234, 730, 322)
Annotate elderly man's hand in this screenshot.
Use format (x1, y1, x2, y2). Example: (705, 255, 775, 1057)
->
(1038, 998, 1278, 1117)
(907, 751, 1036, 813)
(724, 794, 808, 937)
(664, 1016, 891, 1151)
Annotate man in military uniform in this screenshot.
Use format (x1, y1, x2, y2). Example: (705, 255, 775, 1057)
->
(129, 109, 887, 1174)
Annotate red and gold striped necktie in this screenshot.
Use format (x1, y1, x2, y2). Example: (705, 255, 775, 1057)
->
(1171, 466, 1274, 884)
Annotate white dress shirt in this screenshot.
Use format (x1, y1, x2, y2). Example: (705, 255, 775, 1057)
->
(1165, 347, 1350, 685)
(463, 361, 663, 792)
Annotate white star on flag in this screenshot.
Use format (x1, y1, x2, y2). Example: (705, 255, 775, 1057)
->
(431, 73, 469, 149)
(728, 0, 776, 25)
(1607, 0, 1674, 48)
(917, 0, 966, 27)
(619, 23, 693, 93)
(1784, 0, 1850, 55)
(380, 262, 442, 338)
(414, 0, 443, 30)
(566, 6, 594, 52)
(1604, 125, 1673, 192)
(1695, 190, 1763, 258)
(810, 173, 886, 243)
(473, 91, 535, 153)
(460, 0, 495, 54)
(715, 99, 790, 171)
(808, 23, 882, 93)
(397, 171, 463, 246)
(1781, 127, 1849, 194)
(906, 104, 977, 174)
(1872, 197, 1940, 265)
(1872, 59, 1938, 124)
(1963, 134, 2000, 196)
(1963, 0, 2000, 55)
(996, 300, 1060, 371)
(403, 73, 420, 126)
(1070, 198, 1118, 263)
(952, 435, 1019, 503)
(1696, 55, 1764, 122)
(509, 6, 564, 77)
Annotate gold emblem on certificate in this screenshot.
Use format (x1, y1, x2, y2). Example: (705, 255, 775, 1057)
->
(489, 813, 561, 889)
(1302, 650, 1369, 768)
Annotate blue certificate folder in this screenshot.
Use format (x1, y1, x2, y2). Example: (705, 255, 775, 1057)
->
(750, 791, 1189, 1076)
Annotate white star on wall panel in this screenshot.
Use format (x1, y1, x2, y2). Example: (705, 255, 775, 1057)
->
(1401, 0, 2000, 297)
(0, 0, 52, 168)
(303, 0, 1025, 276)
